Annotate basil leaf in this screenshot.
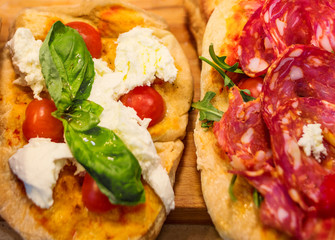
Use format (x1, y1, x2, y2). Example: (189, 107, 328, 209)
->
(40, 21, 145, 206)
(61, 100, 103, 132)
(64, 123, 145, 205)
(40, 21, 95, 111)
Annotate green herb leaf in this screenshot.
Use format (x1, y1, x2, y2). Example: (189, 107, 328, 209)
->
(208, 44, 244, 74)
(40, 21, 95, 111)
(40, 21, 145, 206)
(229, 174, 238, 202)
(61, 100, 103, 132)
(192, 91, 224, 125)
(64, 123, 145, 205)
(200, 44, 256, 103)
(253, 188, 264, 208)
(240, 89, 256, 102)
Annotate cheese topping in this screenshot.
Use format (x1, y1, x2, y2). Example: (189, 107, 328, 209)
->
(6, 28, 45, 99)
(115, 27, 177, 88)
(8, 27, 176, 213)
(298, 123, 327, 162)
(9, 138, 73, 208)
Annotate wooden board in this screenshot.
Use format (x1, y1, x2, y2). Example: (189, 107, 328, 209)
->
(0, 0, 216, 238)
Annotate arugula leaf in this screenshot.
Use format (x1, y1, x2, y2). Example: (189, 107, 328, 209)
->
(40, 21, 145, 206)
(229, 174, 238, 202)
(192, 92, 224, 128)
(64, 123, 145, 205)
(253, 188, 264, 208)
(199, 44, 255, 102)
(40, 21, 95, 111)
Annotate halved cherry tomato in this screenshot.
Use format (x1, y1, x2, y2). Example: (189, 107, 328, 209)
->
(22, 99, 64, 142)
(82, 173, 116, 213)
(120, 86, 165, 127)
(66, 21, 102, 58)
(238, 77, 263, 98)
(316, 174, 335, 218)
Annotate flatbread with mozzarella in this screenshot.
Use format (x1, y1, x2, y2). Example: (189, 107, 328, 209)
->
(0, 0, 193, 239)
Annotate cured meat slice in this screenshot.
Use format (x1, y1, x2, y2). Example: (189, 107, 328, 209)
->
(214, 87, 335, 239)
(213, 88, 305, 238)
(262, 44, 335, 125)
(261, 0, 335, 54)
(261, 0, 313, 54)
(237, 7, 276, 77)
(213, 87, 272, 173)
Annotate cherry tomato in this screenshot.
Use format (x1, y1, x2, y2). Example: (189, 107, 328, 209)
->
(22, 99, 64, 142)
(316, 174, 335, 218)
(238, 77, 263, 98)
(66, 21, 102, 58)
(82, 173, 116, 213)
(120, 86, 165, 127)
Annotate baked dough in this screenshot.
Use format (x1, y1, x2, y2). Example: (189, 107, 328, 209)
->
(193, 0, 287, 239)
(0, 0, 193, 239)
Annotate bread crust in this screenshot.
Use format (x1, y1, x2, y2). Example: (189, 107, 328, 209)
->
(194, 1, 288, 239)
(0, 1, 193, 239)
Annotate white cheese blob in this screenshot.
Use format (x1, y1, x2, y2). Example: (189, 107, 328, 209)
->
(115, 26, 177, 89)
(9, 138, 73, 208)
(88, 93, 175, 212)
(6, 28, 45, 99)
(298, 123, 327, 162)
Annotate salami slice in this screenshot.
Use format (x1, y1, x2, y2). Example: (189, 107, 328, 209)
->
(261, 0, 313, 54)
(262, 44, 335, 124)
(261, 0, 335, 54)
(213, 87, 272, 172)
(238, 7, 276, 77)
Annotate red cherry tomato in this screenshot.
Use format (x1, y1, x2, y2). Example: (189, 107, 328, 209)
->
(316, 174, 335, 218)
(120, 86, 165, 127)
(238, 77, 263, 98)
(82, 173, 116, 213)
(22, 99, 64, 142)
(66, 21, 102, 58)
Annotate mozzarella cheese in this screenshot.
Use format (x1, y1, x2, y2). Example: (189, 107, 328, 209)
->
(90, 99, 175, 212)
(115, 27, 177, 90)
(298, 123, 327, 162)
(6, 28, 45, 99)
(8, 27, 176, 213)
(9, 138, 73, 208)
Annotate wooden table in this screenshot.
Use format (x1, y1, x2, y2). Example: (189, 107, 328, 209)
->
(0, 0, 221, 238)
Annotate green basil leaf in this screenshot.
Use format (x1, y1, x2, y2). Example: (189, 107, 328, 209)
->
(40, 21, 94, 111)
(62, 100, 103, 131)
(64, 123, 145, 205)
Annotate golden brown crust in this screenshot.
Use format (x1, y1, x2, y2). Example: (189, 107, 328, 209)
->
(0, 1, 193, 239)
(184, 0, 222, 55)
(194, 1, 288, 239)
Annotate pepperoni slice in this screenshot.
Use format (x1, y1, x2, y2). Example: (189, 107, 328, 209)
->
(213, 87, 272, 172)
(238, 7, 276, 77)
(262, 44, 335, 124)
(261, 0, 313, 54)
(261, 0, 335, 54)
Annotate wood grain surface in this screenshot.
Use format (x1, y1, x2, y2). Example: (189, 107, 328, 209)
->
(0, 0, 221, 239)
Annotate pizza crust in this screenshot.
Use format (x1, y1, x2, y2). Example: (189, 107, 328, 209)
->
(0, 1, 193, 239)
(184, 0, 222, 55)
(194, 1, 288, 239)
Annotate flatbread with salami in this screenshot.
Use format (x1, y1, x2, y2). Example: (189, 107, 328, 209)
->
(194, 0, 335, 239)
(0, 0, 193, 239)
